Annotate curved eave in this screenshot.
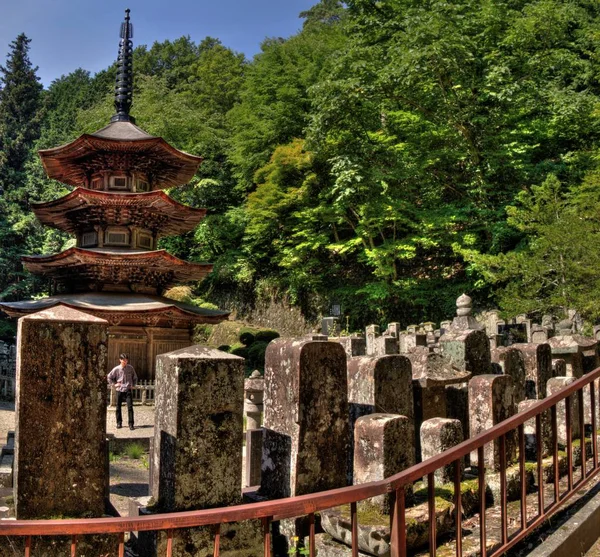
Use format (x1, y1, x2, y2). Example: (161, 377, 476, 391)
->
(22, 248, 212, 282)
(0, 293, 228, 325)
(39, 131, 202, 189)
(31, 188, 207, 235)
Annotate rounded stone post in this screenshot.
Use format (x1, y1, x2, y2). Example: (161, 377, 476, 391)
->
(244, 370, 264, 430)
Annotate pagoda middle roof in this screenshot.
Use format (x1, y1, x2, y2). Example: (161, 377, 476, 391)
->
(32, 188, 206, 236)
(22, 247, 212, 289)
(0, 292, 229, 327)
(39, 121, 202, 189)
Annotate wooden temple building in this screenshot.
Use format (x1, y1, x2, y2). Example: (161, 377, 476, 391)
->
(0, 10, 228, 379)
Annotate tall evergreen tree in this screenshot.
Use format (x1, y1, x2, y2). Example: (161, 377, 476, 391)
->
(0, 33, 43, 206)
(0, 34, 44, 301)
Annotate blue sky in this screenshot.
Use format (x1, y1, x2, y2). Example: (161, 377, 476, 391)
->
(0, 0, 317, 87)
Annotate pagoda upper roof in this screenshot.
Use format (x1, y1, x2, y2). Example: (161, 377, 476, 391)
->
(0, 292, 228, 327)
(38, 121, 202, 189)
(22, 247, 212, 291)
(32, 188, 206, 236)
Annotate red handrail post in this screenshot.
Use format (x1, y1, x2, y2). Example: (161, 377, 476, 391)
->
(536, 413, 544, 517)
(389, 487, 406, 557)
(454, 459, 462, 557)
(428, 472, 436, 557)
(478, 446, 487, 557)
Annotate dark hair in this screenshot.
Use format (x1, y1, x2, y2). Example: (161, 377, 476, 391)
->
(119, 353, 129, 360)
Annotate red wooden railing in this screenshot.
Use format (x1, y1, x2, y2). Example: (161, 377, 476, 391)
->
(2, 367, 600, 557)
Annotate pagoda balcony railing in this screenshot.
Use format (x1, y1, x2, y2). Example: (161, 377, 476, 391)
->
(1, 367, 600, 557)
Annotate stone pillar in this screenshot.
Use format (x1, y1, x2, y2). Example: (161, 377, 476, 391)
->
(244, 370, 264, 430)
(420, 418, 464, 484)
(245, 429, 263, 488)
(353, 414, 414, 512)
(531, 325, 549, 344)
(440, 328, 490, 375)
(365, 325, 380, 356)
(151, 346, 251, 556)
(386, 322, 401, 337)
(469, 374, 516, 470)
(491, 347, 526, 404)
(446, 384, 470, 453)
(337, 336, 366, 358)
(398, 332, 427, 353)
(15, 306, 108, 519)
(546, 377, 581, 446)
(347, 355, 413, 478)
(152, 346, 245, 511)
(372, 335, 398, 356)
(511, 343, 553, 399)
(261, 338, 349, 500)
(518, 399, 552, 459)
(347, 355, 413, 421)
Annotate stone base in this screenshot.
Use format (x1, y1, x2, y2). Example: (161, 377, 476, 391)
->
(320, 499, 454, 556)
(312, 533, 373, 556)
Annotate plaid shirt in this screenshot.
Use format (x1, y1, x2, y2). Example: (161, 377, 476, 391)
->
(107, 364, 138, 392)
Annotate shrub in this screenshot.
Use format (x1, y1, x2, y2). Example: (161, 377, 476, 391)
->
(239, 331, 256, 346)
(230, 343, 249, 359)
(254, 330, 280, 343)
(247, 341, 269, 370)
(125, 442, 145, 460)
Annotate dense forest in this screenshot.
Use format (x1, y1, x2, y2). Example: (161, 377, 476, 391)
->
(1, 0, 600, 335)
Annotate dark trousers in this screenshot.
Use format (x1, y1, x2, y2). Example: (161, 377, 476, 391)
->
(116, 390, 134, 427)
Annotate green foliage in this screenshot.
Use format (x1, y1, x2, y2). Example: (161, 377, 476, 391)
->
(125, 442, 145, 460)
(466, 174, 600, 320)
(229, 343, 249, 359)
(4, 2, 600, 328)
(254, 330, 280, 343)
(239, 331, 255, 346)
(247, 341, 270, 370)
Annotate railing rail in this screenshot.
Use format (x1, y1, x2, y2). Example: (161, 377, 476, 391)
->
(2, 366, 600, 557)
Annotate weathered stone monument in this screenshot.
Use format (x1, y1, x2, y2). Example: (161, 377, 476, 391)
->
(469, 374, 516, 470)
(15, 306, 109, 519)
(439, 294, 491, 375)
(420, 418, 464, 484)
(511, 343, 553, 399)
(152, 346, 244, 510)
(347, 355, 414, 478)
(354, 414, 414, 511)
(261, 338, 350, 500)
(491, 346, 526, 404)
(151, 345, 255, 555)
(546, 377, 581, 446)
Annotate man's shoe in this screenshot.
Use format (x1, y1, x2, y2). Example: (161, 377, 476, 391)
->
(116, 425, 122, 429)
(129, 425, 135, 430)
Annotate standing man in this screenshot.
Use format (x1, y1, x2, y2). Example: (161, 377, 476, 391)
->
(107, 353, 138, 430)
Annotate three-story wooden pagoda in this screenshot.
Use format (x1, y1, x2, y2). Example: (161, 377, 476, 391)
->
(0, 10, 228, 379)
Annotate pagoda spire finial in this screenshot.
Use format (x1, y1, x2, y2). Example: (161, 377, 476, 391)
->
(111, 8, 135, 123)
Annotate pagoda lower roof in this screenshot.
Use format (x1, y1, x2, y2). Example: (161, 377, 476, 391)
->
(32, 188, 206, 236)
(0, 292, 228, 327)
(38, 121, 202, 189)
(22, 247, 212, 289)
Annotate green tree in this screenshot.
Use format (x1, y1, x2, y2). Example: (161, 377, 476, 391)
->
(0, 34, 44, 301)
(300, 0, 600, 322)
(0, 33, 43, 204)
(465, 175, 600, 319)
